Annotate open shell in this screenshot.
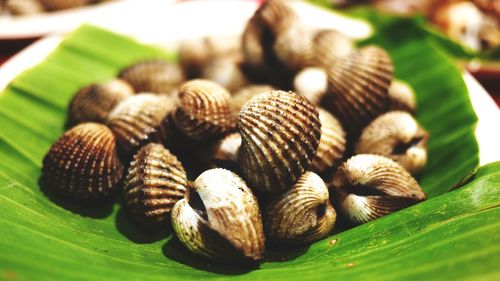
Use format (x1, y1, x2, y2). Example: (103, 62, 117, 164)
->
(42, 123, 123, 200)
(124, 143, 187, 228)
(265, 171, 336, 245)
(67, 79, 134, 127)
(355, 111, 428, 175)
(238, 90, 321, 193)
(331, 154, 426, 225)
(173, 79, 235, 141)
(119, 60, 184, 95)
(324, 46, 394, 134)
(171, 168, 265, 264)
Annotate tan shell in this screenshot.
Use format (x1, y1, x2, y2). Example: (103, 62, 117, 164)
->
(200, 58, 249, 92)
(39, 0, 90, 11)
(238, 90, 321, 193)
(171, 168, 265, 264)
(266, 171, 336, 245)
(355, 111, 428, 175)
(388, 80, 416, 112)
(312, 29, 354, 67)
(173, 79, 235, 141)
(331, 154, 426, 225)
(325, 46, 394, 134)
(293, 67, 328, 105)
(230, 84, 274, 113)
(179, 35, 241, 78)
(124, 143, 187, 228)
(208, 132, 241, 167)
(42, 123, 123, 200)
(272, 22, 315, 72)
(67, 79, 134, 127)
(311, 108, 346, 174)
(106, 93, 176, 154)
(6, 0, 45, 15)
(119, 60, 184, 95)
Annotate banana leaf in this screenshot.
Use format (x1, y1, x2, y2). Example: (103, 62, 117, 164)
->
(0, 13, 498, 281)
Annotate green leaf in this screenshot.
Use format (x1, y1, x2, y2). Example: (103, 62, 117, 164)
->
(0, 18, 497, 281)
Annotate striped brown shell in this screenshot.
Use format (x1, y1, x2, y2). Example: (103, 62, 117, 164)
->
(265, 171, 336, 245)
(355, 111, 428, 175)
(311, 108, 346, 174)
(106, 93, 176, 155)
(230, 84, 274, 113)
(171, 168, 265, 264)
(312, 29, 354, 67)
(39, 0, 91, 11)
(67, 79, 134, 127)
(238, 90, 321, 193)
(331, 154, 426, 225)
(119, 60, 184, 95)
(324, 46, 394, 134)
(124, 143, 187, 228)
(388, 80, 416, 112)
(173, 79, 235, 141)
(42, 123, 123, 200)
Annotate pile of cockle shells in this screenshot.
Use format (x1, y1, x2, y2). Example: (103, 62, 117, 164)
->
(1, 0, 106, 16)
(42, 0, 429, 265)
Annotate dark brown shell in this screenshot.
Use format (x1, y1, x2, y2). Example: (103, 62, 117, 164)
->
(171, 168, 265, 264)
(324, 46, 394, 134)
(266, 171, 336, 245)
(312, 29, 354, 67)
(238, 90, 321, 193)
(124, 143, 187, 228)
(119, 60, 184, 95)
(311, 108, 346, 174)
(388, 80, 416, 112)
(173, 79, 235, 141)
(42, 123, 123, 200)
(331, 154, 426, 225)
(67, 79, 134, 127)
(106, 94, 176, 155)
(355, 111, 428, 175)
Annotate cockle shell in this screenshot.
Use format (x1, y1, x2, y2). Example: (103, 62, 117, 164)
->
(230, 84, 274, 113)
(171, 168, 265, 264)
(42, 123, 123, 200)
(312, 29, 354, 67)
(311, 108, 346, 174)
(238, 90, 321, 193)
(331, 154, 426, 225)
(39, 0, 90, 11)
(124, 143, 187, 228)
(208, 132, 241, 168)
(355, 111, 428, 175)
(119, 60, 184, 95)
(272, 21, 315, 72)
(265, 171, 336, 245)
(67, 79, 134, 127)
(6, 0, 45, 15)
(201, 58, 249, 92)
(106, 93, 176, 154)
(388, 80, 416, 112)
(324, 46, 394, 134)
(293, 67, 328, 105)
(173, 79, 235, 141)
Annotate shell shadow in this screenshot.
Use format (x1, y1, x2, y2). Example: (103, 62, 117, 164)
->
(115, 205, 172, 244)
(162, 237, 255, 275)
(38, 176, 114, 219)
(264, 243, 310, 263)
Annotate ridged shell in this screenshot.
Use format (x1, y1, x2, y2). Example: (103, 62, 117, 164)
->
(238, 90, 321, 193)
(388, 80, 416, 112)
(67, 79, 134, 127)
(119, 60, 184, 95)
(124, 143, 187, 228)
(355, 111, 428, 175)
(201, 58, 249, 92)
(312, 29, 354, 67)
(230, 84, 274, 113)
(293, 67, 328, 105)
(171, 168, 265, 264)
(331, 154, 426, 225)
(39, 0, 90, 11)
(311, 108, 346, 174)
(272, 22, 315, 72)
(173, 79, 235, 141)
(324, 46, 394, 134)
(6, 0, 45, 15)
(179, 35, 241, 78)
(265, 171, 336, 245)
(106, 94, 176, 154)
(42, 123, 123, 200)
